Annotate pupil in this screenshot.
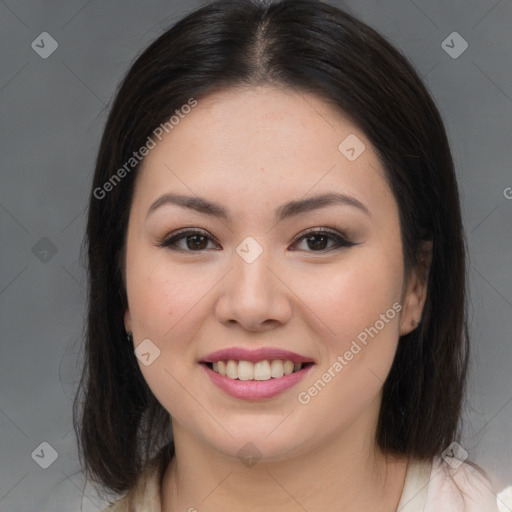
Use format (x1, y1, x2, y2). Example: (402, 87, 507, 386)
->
(188, 235, 207, 250)
(308, 235, 327, 250)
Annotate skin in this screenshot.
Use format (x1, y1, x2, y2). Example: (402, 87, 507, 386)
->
(123, 84, 431, 511)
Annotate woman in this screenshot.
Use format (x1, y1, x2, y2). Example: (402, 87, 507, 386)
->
(74, 0, 500, 510)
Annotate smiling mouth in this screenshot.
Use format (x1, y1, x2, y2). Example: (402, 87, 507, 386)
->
(202, 360, 314, 381)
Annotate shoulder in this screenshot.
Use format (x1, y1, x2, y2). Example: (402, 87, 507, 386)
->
(99, 497, 128, 512)
(425, 455, 500, 512)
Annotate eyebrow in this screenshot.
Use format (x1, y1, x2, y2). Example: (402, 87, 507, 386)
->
(146, 192, 371, 221)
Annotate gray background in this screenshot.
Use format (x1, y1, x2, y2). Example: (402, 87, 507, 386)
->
(1, 0, 511, 510)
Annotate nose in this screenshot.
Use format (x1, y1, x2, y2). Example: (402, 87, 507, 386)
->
(214, 243, 293, 332)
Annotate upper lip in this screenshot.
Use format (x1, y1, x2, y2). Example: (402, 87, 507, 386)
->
(201, 347, 314, 364)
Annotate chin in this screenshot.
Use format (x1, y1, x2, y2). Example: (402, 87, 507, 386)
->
(194, 416, 317, 465)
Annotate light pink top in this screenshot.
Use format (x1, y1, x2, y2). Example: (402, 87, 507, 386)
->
(397, 456, 499, 511)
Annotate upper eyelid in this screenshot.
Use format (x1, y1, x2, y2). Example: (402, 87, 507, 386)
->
(163, 226, 348, 239)
(293, 226, 349, 239)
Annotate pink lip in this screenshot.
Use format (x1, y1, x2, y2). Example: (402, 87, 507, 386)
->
(201, 347, 314, 364)
(202, 363, 314, 400)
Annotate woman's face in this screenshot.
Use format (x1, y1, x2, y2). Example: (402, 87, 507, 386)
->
(124, 85, 426, 461)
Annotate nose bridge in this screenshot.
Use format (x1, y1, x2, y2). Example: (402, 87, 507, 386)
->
(232, 235, 275, 302)
(215, 235, 292, 329)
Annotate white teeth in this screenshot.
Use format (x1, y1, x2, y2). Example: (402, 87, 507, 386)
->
(270, 360, 284, 378)
(210, 359, 304, 380)
(238, 360, 254, 380)
(254, 360, 271, 380)
(226, 360, 238, 379)
(283, 360, 294, 375)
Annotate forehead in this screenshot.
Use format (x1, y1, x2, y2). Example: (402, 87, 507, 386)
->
(133, 85, 395, 222)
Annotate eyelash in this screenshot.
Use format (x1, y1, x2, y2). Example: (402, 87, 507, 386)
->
(158, 227, 357, 253)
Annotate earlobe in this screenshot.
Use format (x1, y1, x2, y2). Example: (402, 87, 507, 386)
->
(124, 310, 132, 335)
(400, 240, 433, 336)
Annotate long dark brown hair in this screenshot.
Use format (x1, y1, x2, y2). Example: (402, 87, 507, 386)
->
(74, 0, 470, 496)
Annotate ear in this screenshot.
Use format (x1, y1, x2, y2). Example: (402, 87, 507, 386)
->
(124, 309, 132, 335)
(400, 240, 433, 336)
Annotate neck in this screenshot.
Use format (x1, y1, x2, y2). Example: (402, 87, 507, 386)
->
(161, 395, 408, 512)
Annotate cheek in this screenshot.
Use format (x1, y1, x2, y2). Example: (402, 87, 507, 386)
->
(292, 248, 404, 417)
(126, 253, 213, 390)
(295, 263, 403, 427)
(127, 251, 201, 340)
(126, 257, 205, 420)
(294, 253, 403, 342)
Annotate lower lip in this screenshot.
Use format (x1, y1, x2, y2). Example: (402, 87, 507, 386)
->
(202, 363, 314, 400)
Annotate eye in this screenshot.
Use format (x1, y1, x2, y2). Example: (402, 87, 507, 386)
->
(159, 227, 357, 253)
(291, 227, 357, 252)
(159, 228, 219, 252)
